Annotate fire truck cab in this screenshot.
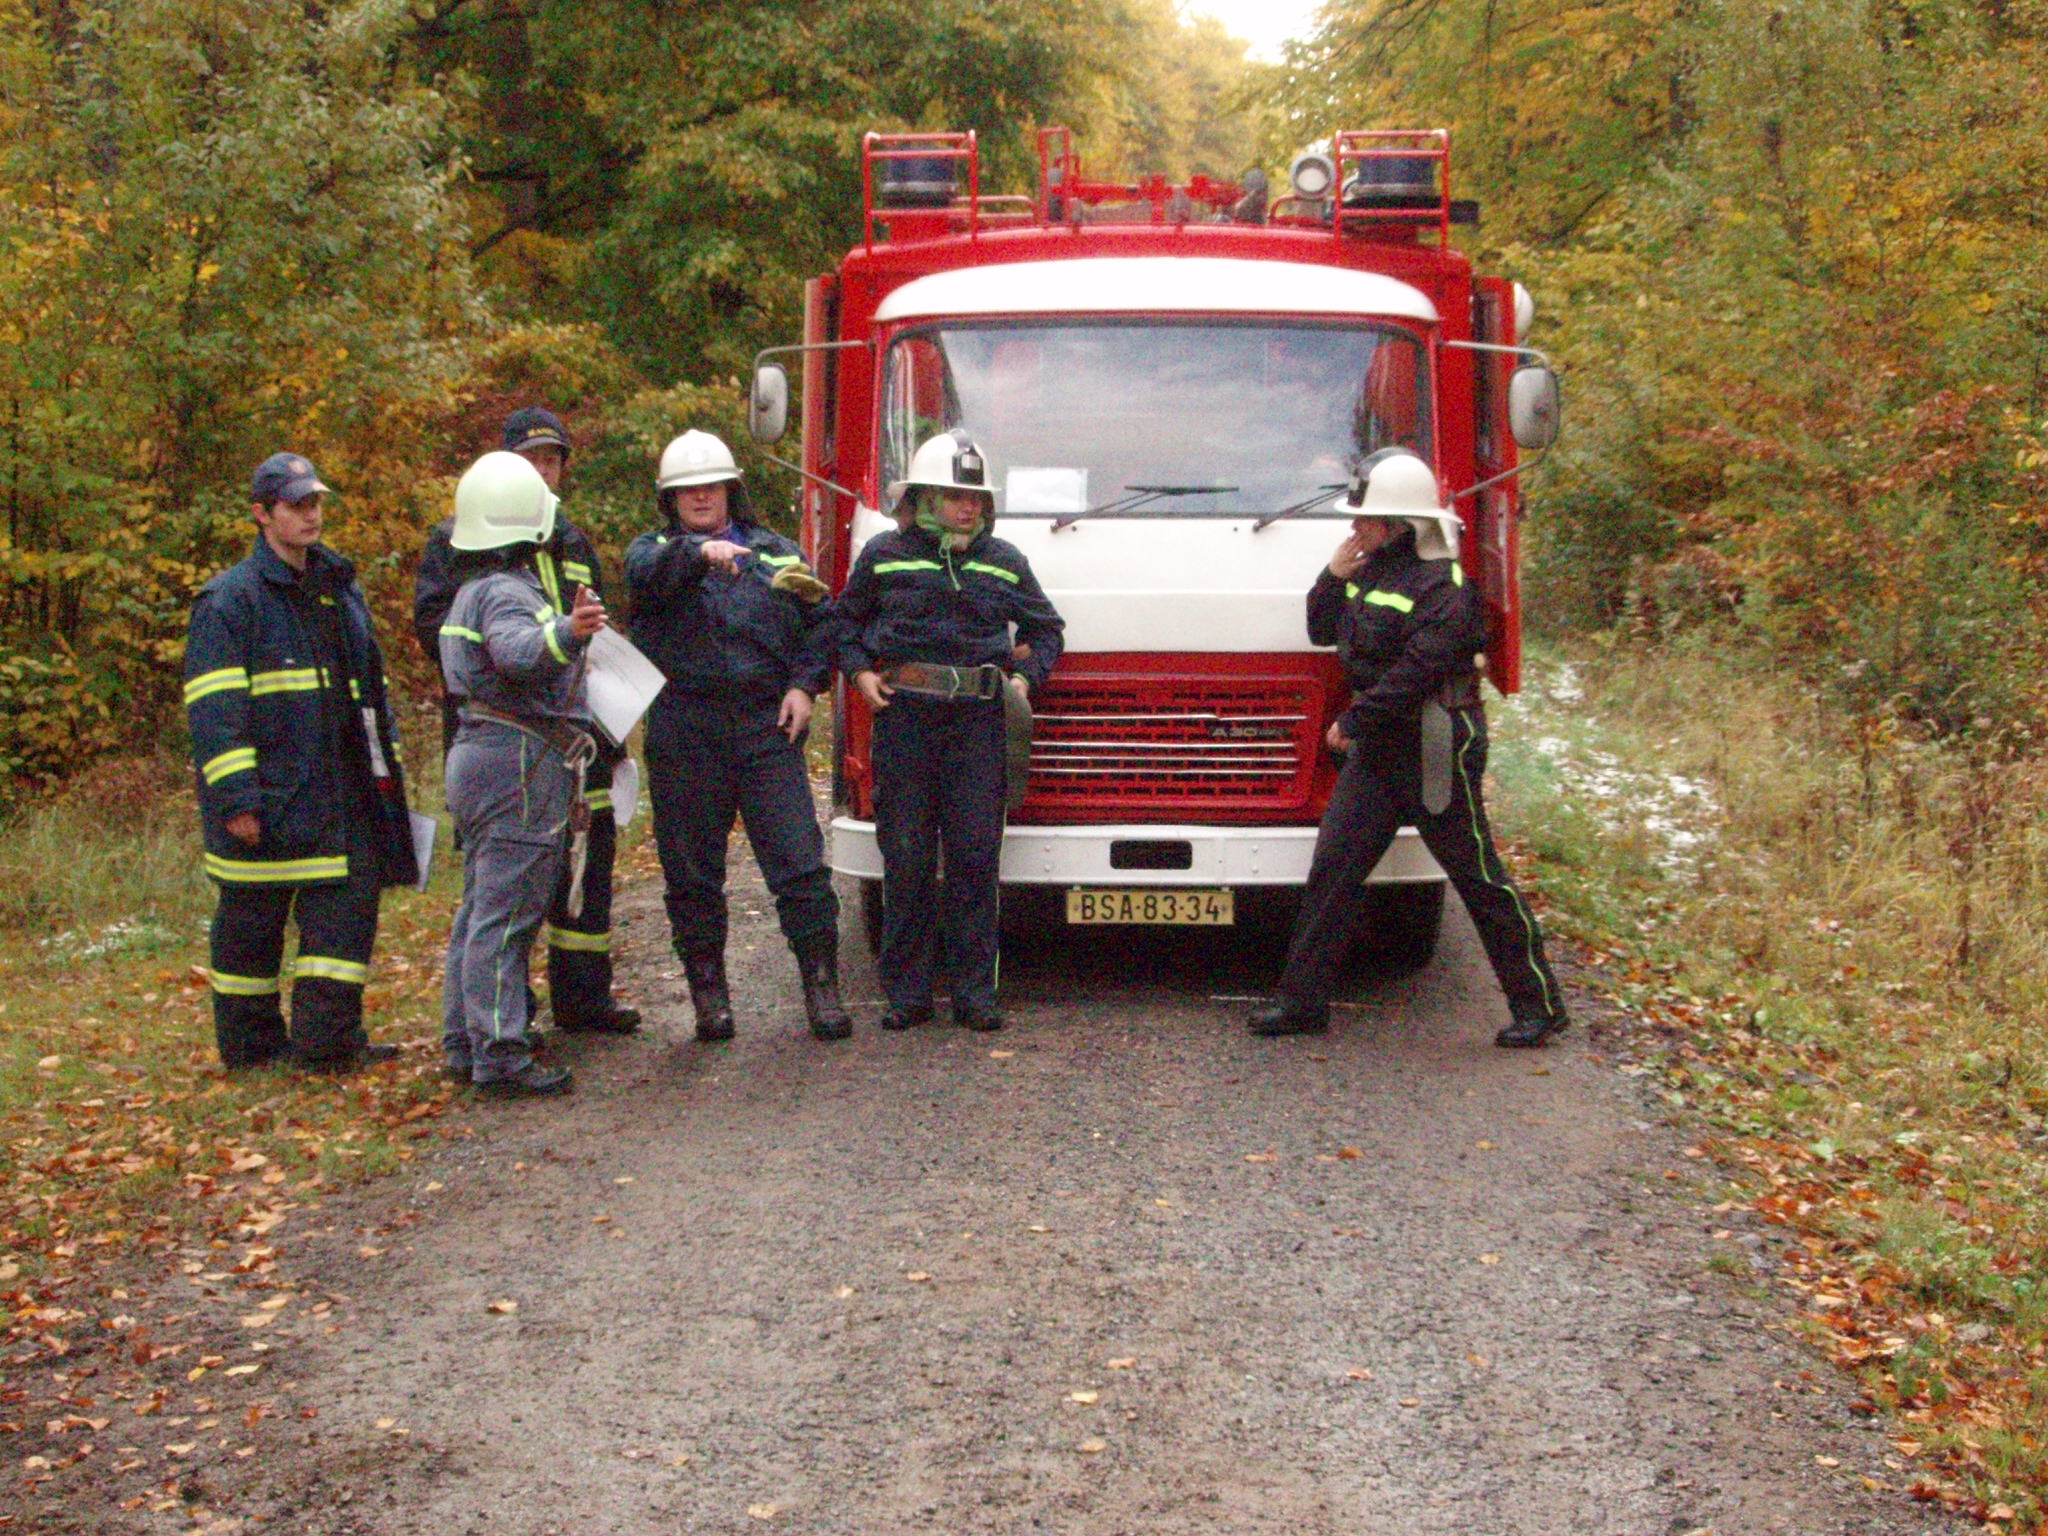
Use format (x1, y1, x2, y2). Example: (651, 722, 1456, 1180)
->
(749, 128, 1560, 962)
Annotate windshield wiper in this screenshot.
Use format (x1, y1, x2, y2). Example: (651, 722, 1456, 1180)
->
(1252, 484, 1347, 533)
(1052, 484, 1239, 531)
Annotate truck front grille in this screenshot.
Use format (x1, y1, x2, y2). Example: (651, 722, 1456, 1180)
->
(1026, 676, 1320, 812)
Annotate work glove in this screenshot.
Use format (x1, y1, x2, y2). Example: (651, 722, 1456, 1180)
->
(770, 561, 830, 605)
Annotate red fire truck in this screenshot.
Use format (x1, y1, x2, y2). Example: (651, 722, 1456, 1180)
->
(747, 127, 1559, 964)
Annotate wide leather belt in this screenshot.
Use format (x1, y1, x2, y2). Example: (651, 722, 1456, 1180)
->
(883, 661, 1005, 702)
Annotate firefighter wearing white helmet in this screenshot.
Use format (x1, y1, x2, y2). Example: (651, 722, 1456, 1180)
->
(414, 413, 642, 1043)
(434, 451, 611, 1098)
(837, 429, 1066, 1033)
(624, 430, 850, 1042)
(1249, 446, 1569, 1048)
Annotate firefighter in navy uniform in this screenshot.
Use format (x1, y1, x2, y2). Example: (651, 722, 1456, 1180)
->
(185, 453, 420, 1071)
(624, 430, 850, 1042)
(1248, 448, 1570, 1046)
(413, 406, 641, 1038)
(837, 430, 1065, 1033)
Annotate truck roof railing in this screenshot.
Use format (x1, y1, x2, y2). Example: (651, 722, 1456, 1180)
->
(859, 126, 1474, 247)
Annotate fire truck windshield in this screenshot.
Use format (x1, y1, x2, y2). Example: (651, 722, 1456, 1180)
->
(881, 319, 1429, 517)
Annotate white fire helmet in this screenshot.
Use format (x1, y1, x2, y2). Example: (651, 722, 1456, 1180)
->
(1332, 448, 1461, 560)
(657, 430, 742, 491)
(450, 450, 558, 552)
(887, 429, 994, 512)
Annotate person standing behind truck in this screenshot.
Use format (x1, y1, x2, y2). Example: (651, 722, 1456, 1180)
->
(1248, 448, 1569, 1046)
(437, 452, 608, 1097)
(837, 430, 1064, 1034)
(184, 453, 419, 1071)
(624, 430, 852, 1043)
(414, 406, 641, 1038)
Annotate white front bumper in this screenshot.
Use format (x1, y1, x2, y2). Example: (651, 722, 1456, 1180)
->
(829, 817, 1443, 888)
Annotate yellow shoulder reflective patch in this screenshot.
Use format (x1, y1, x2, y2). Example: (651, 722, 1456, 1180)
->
(1362, 589, 1415, 614)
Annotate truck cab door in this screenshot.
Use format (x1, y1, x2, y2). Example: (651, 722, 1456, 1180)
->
(1470, 279, 1523, 695)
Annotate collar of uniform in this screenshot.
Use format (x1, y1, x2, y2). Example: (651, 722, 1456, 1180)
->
(902, 522, 989, 558)
(251, 535, 353, 589)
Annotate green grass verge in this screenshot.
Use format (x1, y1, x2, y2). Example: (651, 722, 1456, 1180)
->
(1493, 635, 2048, 1528)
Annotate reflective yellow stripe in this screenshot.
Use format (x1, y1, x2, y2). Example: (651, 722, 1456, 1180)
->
(1345, 582, 1359, 599)
(210, 970, 281, 997)
(758, 553, 801, 568)
(584, 788, 613, 810)
(1362, 590, 1414, 614)
(185, 667, 250, 704)
(440, 624, 484, 643)
(544, 926, 611, 954)
(536, 550, 563, 609)
(348, 676, 362, 701)
(201, 747, 257, 785)
(1450, 563, 1464, 586)
(876, 560, 943, 574)
(539, 615, 569, 665)
(293, 954, 369, 985)
(204, 853, 349, 884)
(562, 561, 594, 586)
(961, 561, 1019, 584)
(249, 668, 322, 696)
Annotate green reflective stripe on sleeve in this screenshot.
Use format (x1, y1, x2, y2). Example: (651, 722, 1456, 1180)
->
(439, 624, 484, 643)
(249, 668, 323, 696)
(584, 788, 613, 811)
(757, 553, 801, 568)
(535, 549, 563, 610)
(961, 561, 1020, 583)
(539, 615, 570, 665)
(184, 667, 250, 704)
(1344, 582, 1359, 599)
(544, 925, 612, 954)
(875, 559, 944, 575)
(1450, 563, 1464, 586)
(201, 747, 257, 785)
(1362, 589, 1415, 614)
(293, 954, 370, 986)
(562, 561, 594, 585)
(204, 853, 350, 884)
(209, 970, 281, 997)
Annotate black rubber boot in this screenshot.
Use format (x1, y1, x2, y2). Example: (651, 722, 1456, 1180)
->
(558, 1002, 642, 1035)
(795, 941, 853, 1041)
(1247, 998, 1330, 1037)
(1495, 1014, 1569, 1049)
(684, 951, 736, 1042)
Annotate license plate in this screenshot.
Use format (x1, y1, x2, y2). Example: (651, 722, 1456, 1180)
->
(1065, 889, 1234, 926)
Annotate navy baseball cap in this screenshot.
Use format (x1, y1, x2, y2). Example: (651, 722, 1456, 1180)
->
(502, 406, 571, 458)
(251, 452, 332, 506)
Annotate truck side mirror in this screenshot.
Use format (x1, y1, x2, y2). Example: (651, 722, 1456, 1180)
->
(1507, 364, 1560, 451)
(749, 363, 790, 445)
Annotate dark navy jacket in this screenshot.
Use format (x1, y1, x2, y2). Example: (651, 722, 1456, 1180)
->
(834, 524, 1064, 690)
(624, 518, 833, 698)
(413, 514, 602, 665)
(1306, 531, 1486, 738)
(184, 538, 418, 888)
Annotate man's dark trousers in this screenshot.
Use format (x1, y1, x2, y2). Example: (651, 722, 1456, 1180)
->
(209, 815, 381, 1067)
(1278, 706, 1565, 1021)
(544, 769, 618, 1025)
(871, 695, 1006, 1015)
(644, 690, 836, 958)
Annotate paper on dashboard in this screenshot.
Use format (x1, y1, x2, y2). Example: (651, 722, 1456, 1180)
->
(584, 627, 666, 746)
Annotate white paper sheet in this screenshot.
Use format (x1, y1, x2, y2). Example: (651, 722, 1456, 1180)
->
(610, 756, 640, 829)
(408, 810, 438, 892)
(584, 627, 667, 746)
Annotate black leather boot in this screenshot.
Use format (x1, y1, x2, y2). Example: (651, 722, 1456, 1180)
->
(1247, 997, 1330, 1037)
(683, 951, 735, 1042)
(1495, 1013, 1569, 1048)
(795, 941, 853, 1041)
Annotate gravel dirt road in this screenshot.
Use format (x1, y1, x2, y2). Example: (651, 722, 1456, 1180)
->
(49, 829, 1965, 1536)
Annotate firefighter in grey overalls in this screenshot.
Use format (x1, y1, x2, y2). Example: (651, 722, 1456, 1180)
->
(1249, 448, 1569, 1046)
(437, 452, 608, 1096)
